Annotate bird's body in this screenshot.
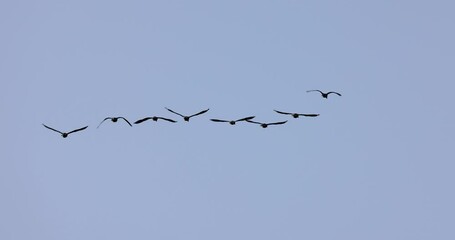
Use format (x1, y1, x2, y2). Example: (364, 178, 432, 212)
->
(307, 90, 341, 98)
(42, 124, 88, 138)
(165, 108, 209, 122)
(134, 116, 177, 124)
(246, 120, 287, 128)
(274, 110, 319, 118)
(97, 117, 132, 128)
(210, 116, 255, 125)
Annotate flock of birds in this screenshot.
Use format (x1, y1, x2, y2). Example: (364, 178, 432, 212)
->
(42, 90, 341, 138)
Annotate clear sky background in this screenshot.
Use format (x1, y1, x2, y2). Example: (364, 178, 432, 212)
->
(1, 0, 454, 239)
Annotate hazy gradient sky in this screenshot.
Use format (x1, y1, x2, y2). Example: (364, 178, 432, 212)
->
(1, 0, 454, 239)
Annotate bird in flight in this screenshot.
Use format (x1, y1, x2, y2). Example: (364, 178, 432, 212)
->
(165, 108, 209, 122)
(246, 119, 287, 128)
(274, 110, 319, 118)
(306, 90, 341, 98)
(42, 124, 88, 138)
(97, 117, 132, 128)
(210, 116, 255, 125)
(134, 116, 177, 124)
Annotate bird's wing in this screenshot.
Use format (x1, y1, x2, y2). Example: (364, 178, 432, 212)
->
(306, 90, 323, 94)
(246, 120, 262, 125)
(300, 114, 320, 117)
(165, 108, 185, 117)
(157, 117, 177, 123)
(42, 124, 63, 134)
(67, 126, 88, 134)
(97, 117, 111, 128)
(268, 121, 288, 125)
(189, 108, 209, 118)
(119, 117, 132, 127)
(274, 110, 292, 115)
(235, 116, 256, 122)
(327, 91, 342, 96)
(210, 119, 229, 123)
(134, 117, 152, 124)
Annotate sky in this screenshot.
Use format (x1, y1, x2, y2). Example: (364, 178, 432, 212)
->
(1, 0, 454, 239)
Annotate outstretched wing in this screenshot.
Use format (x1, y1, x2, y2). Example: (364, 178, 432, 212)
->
(300, 113, 319, 117)
(210, 118, 229, 123)
(327, 91, 342, 96)
(268, 121, 287, 126)
(156, 117, 177, 123)
(189, 108, 209, 118)
(165, 108, 185, 118)
(246, 120, 262, 125)
(97, 117, 111, 128)
(134, 117, 152, 124)
(306, 90, 323, 94)
(274, 110, 292, 115)
(235, 116, 255, 122)
(119, 117, 132, 127)
(67, 126, 88, 135)
(42, 124, 63, 134)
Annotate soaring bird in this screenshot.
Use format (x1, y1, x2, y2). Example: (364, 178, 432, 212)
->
(97, 117, 132, 128)
(165, 108, 209, 122)
(306, 90, 341, 98)
(274, 110, 319, 118)
(246, 120, 287, 128)
(42, 124, 88, 138)
(134, 116, 177, 124)
(210, 116, 255, 125)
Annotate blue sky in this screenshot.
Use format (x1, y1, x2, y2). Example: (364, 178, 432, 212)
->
(1, 0, 454, 239)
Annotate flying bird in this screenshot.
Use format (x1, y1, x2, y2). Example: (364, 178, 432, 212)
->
(42, 124, 88, 138)
(306, 90, 341, 98)
(134, 116, 177, 124)
(165, 108, 209, 122)
(210, 116, 255, 125)
(97, 117, 132, 128)
(246, 120, 287, 128)
(274, 110, 319, 118)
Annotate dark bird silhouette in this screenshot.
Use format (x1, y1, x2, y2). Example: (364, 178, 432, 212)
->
(97, 117, 132, 128)
(246, 120, 287, 128)
(210, 116, 255, 125)
(165, 108, 209, 122)
(134, 116, 177, 124)
(42, 124, 88, 138)
(306, 90, 341, 98)
(274, 110, 319, 118)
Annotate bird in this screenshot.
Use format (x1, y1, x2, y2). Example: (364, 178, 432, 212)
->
(210, 116, 255, 125)
(97, 117, 132, 128)
(246, 119, 287, 128)
(165, 108, 209, 121)
(274, 110, 319, 118)
(306, 90, 341, 98)
(134, 116, 177, 124)
(42, 124, 88, 138)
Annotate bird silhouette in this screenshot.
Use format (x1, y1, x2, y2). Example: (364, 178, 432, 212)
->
(165, 108, 209, 122)
(134, 116, 177, 124)
(274, 110, 319, 118)
(42, 124, 88, 138)
(210, 116, 255, 125)
(306, 90, 341, 98)
(246, 120, 287, 128)
(97, 117, 132, 128)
